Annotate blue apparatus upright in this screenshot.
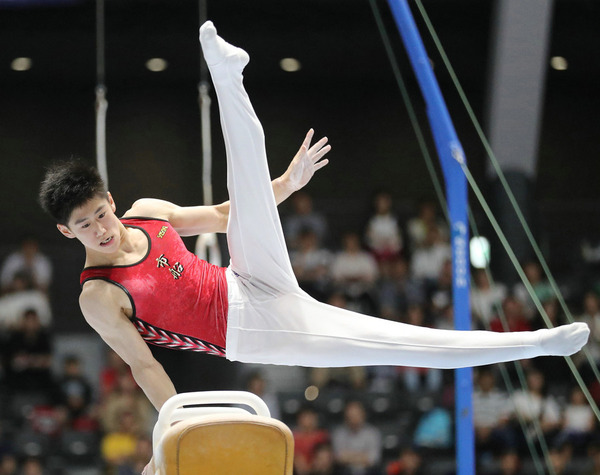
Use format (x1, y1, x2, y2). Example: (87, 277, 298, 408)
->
(386, 1, 474, 473)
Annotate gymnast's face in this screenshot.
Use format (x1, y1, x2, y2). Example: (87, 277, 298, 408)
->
(57, 193, 122, 253)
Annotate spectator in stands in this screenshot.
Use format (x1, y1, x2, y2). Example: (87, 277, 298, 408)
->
(56, 355, 96, 430)
(472, 368, 513, 456)
(428, 259, 453, 320)
(3, 308, 53, 393)
(0, 237, 52, 295)
(554, 387, 596, 451)
(377, 257, 424, 321)
(332, 400, 382, 475)
(331, 232, 379, 314)
(0, 453, 17, 475)
(512, 261, 554, 319)
(19, 458, 44, 475)
(386, 447, 423, 475)
(584, 439, 600, 475)
(577, 291, 600, 362)
(489, 296, 531, 333)
(0, 273, 51, 330)
(99, 348, 136, 403)
(293, 406, 330, 475)
(310, 442, 344, 475)
(310, 294, 367, 391)
(245, 371, 281, 421)
(284, 191, 328, 250)
(101, 409, 139, 470)
(364, 191, 403, 277)
(493, 450, 521, 475)
(400, 305, 442, 394)
(406, 200, 448, 253)
(470, 269, 507, 328)
(290, 228, 333, 300)
(508, 369, 561, 449)
(410, 226, 451, 288)
(101, 372, 154, 437)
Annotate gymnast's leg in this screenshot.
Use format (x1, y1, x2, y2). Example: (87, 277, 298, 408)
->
(227, 292, 590, 368)
(199, 21, 298, 295)
(199, 22, 589, 369)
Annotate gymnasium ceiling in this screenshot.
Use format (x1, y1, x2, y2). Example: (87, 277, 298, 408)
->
(0, 0, 598, 93)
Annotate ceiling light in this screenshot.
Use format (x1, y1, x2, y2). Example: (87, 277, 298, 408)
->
(145, 58, 168, 72)
(550, 56, 568, 71)
(11, 57, 32, 71)
(280, 57, 301, 73)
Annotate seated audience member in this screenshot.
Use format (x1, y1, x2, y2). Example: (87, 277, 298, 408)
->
(508, 369, 561, 448)
(364, 191, 403, 276)
(99, 349, 135, 401)
(101, 409, 139, 469)
(332, 400, 382, 475)
(0, 453, 17, 475)
(470, 269, 507, 328)
(3, 308, 54, 392)
(584, 439, 600, 475)
(472, 368, 513, 455)
(377, 257, 424, 320)
(406, 200, 448, 253)
(400, 305, 442, 394)
(492, 450, 522, 475)
(0, 273, 51, 329)
(554, 387, 596, 451)
(512, 261, 553, 319)
(244, 371, 281, 421)
(410, 226, 451, 287)
(101, 373, 154, 436)
(428, 259, 453, 319)
(283, 191, 328, 250)
(56, 355, 96, 430)
(386, 447, 423, 475)
(331, 232, 379, 313)
(489, 296, 531, 333)
(19, 458, 45, 475)
(413, 406, 452, 450)
(0, 237, 52, 294)
(310, 442, 344, 475)
(577, 291, 600, 362)
(293, 406, 330, 475)
(290, 228, 333, 300)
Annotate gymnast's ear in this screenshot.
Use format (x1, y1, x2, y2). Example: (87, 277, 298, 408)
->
(57, 223, 76, 239)
(106, 191, 116, 213)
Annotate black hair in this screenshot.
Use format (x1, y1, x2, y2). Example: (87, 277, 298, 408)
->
(39, 159, 107, 225)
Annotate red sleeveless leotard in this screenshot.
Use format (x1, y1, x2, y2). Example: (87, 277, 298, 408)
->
(80, 217, 229, 357)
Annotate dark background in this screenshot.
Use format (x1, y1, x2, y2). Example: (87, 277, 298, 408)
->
(0, 0, 599, 386)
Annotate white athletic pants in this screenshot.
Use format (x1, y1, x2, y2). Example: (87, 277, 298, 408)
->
(207, 46, 547, 369)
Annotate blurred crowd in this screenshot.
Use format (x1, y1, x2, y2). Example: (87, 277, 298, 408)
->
(0, 191, 599, 474)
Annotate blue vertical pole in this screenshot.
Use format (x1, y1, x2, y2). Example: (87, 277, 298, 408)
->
(386, 1, 474, 473)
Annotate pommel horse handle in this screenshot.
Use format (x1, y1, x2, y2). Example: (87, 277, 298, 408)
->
(153, 391, 271, 452)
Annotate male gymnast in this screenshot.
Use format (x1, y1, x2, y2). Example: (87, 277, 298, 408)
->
(39, 19, 588, 427)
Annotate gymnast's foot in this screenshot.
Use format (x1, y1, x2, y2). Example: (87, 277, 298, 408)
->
(537, 322, 590, 356)
(199, 21, 249, 72)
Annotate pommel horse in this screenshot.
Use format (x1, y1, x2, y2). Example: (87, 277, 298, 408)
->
(152, 391, 294, 474)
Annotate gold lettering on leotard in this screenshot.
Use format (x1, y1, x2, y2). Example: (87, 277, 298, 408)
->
(156, 254, 184, 279)
(157, 226, 168, 238)
(169, 262, 184, 280)
(156, 254, 169, 268)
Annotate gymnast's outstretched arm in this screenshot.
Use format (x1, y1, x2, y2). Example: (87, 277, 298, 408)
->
(79, 280, 176, 411)
(125, 129, 331, 236)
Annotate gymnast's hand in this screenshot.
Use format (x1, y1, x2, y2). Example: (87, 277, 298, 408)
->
(282, 129, 331, 192)
(142, 457, 156, 475)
